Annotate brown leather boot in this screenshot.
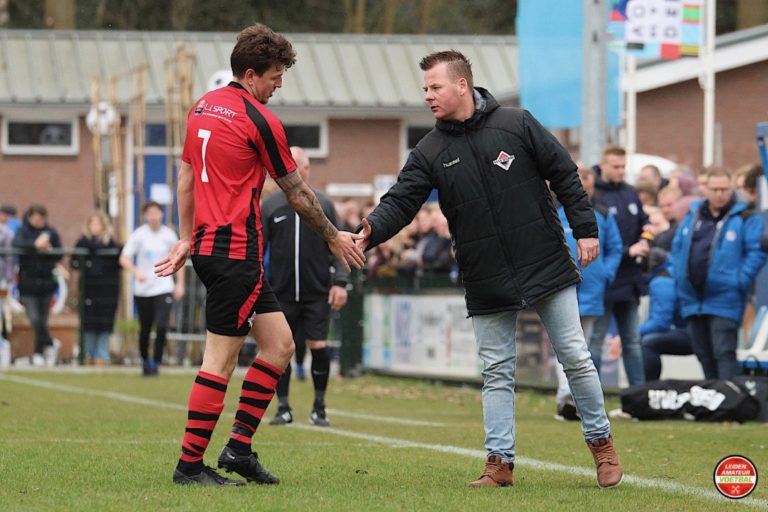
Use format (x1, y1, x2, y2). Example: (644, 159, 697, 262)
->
(587, 436, 623, 488)
(468, 455, 514, 488)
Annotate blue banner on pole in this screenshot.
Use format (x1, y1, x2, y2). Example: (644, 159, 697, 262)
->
(517, 0, 620, 129)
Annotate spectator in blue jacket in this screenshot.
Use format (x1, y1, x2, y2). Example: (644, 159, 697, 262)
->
(640, 248, 692, 381)
(0, 204, 22, 236)
(671, 167, 767, 379)
(555, 166, 623, 420)
(590, 145, 649, 385)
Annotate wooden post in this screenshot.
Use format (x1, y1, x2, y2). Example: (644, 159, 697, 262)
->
(164, 45, 196, 227)
(109, 77, 124, 243)
(134, 66, 147, 209)
(164, 53, 177, 227)
(89, 78, 104, 210)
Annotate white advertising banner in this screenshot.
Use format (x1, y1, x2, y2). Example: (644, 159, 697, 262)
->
(363, 293, 483, 379)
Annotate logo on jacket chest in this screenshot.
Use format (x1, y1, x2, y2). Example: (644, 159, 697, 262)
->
(443, 157, 461, 168)
(492, 150, 515, 171)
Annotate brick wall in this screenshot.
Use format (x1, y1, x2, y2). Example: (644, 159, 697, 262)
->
(637, 60, 768, 171)
(306, 118, 402, 192)
(0, 118, 97, 247)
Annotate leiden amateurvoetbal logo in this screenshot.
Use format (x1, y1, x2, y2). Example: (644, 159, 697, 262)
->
(713, 455, 758, 499)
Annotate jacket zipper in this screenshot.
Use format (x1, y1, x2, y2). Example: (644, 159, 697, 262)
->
(688, 206, 735, 314)
(464, 131, 527, 307)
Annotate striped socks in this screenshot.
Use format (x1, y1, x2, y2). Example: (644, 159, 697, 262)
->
(177, 371, 228, 474)
(227, 359, 282, 455)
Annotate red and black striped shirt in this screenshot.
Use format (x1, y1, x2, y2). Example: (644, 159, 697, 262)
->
(182, 82, 297, 261)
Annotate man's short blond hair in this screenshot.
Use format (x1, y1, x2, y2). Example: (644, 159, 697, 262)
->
(601, 145, 626, 160)
(419, 50, 474, 90)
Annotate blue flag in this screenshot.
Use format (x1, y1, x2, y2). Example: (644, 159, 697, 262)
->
(517, 0, 620, 128)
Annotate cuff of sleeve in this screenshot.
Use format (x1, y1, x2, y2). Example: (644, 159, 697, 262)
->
(572, 224, 598, 239)
(333, 280, 348, 288)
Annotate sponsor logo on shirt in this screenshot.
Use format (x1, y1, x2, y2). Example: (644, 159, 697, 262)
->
(274, 215, 288, 223)
(196, 100, 236, 121)
(492, 151, 515, 171)
(443, 157, 460, 168)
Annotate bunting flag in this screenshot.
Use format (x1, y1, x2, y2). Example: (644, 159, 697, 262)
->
(608, 0, 704, 60)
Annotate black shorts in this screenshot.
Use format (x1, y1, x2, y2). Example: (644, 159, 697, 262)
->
(191, 255, 281, 337)
(280, 299, 331, 341)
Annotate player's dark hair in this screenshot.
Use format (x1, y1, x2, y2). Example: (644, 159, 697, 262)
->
(231, 23, 296, 77)
(743, 164, 763, 192)
(25, 204, 47, 219)
(141, 200, 163, 214)
(419, 50, 474, 90)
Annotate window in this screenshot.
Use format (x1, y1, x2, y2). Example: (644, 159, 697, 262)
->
(145, 123, 167, 147)
(2, 119, 79, 156)
(283, 122, 328, 158)
(407, 126, 432, 150)
(401, 125, 433, 166)
(284, 125, 319, 149)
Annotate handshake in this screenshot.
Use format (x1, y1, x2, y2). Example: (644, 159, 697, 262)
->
(327, 219, 372, 272)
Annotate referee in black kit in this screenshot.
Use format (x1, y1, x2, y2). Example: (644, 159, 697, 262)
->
(261, 146, 348, 427)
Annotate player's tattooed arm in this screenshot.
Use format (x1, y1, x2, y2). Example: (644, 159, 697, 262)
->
(276, 172, 366, 271)
(275, 172, 338, 241)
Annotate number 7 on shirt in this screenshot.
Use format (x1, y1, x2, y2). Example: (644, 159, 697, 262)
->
(198, 128, 211, 183)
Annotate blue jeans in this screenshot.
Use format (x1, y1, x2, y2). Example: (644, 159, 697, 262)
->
(589, 299, 646, 386)
(84, 331, 110, 363)
(686, 315, 739, 379)
(472, 286, 610, 463)
(641, 328, 692, 381)
(556, 316, 597, 405)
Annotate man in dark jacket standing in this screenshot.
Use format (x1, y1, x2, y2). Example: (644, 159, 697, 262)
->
(590, 145, 648, 386)
(357, 51, 622, 490)
(13, 204, 62, 366)
(262, 146, 348, 427)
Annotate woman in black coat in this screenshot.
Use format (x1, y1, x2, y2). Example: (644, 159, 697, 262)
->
(72, 213, 121, 365)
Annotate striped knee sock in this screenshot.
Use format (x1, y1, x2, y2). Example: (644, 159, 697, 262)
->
(177, 371, 228, 474)
(227, 359, 282, 455)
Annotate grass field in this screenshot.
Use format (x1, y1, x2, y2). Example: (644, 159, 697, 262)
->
(0, 368, 766, 512)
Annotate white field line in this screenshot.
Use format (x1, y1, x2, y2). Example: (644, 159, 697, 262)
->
(1, 371, 443, 427)
(0, 438, 376, 448)
(1, 373, 765, 509)
(326, 408, 445, 427)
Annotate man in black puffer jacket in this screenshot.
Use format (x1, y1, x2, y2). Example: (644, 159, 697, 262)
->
(357, 51, 622, 490)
